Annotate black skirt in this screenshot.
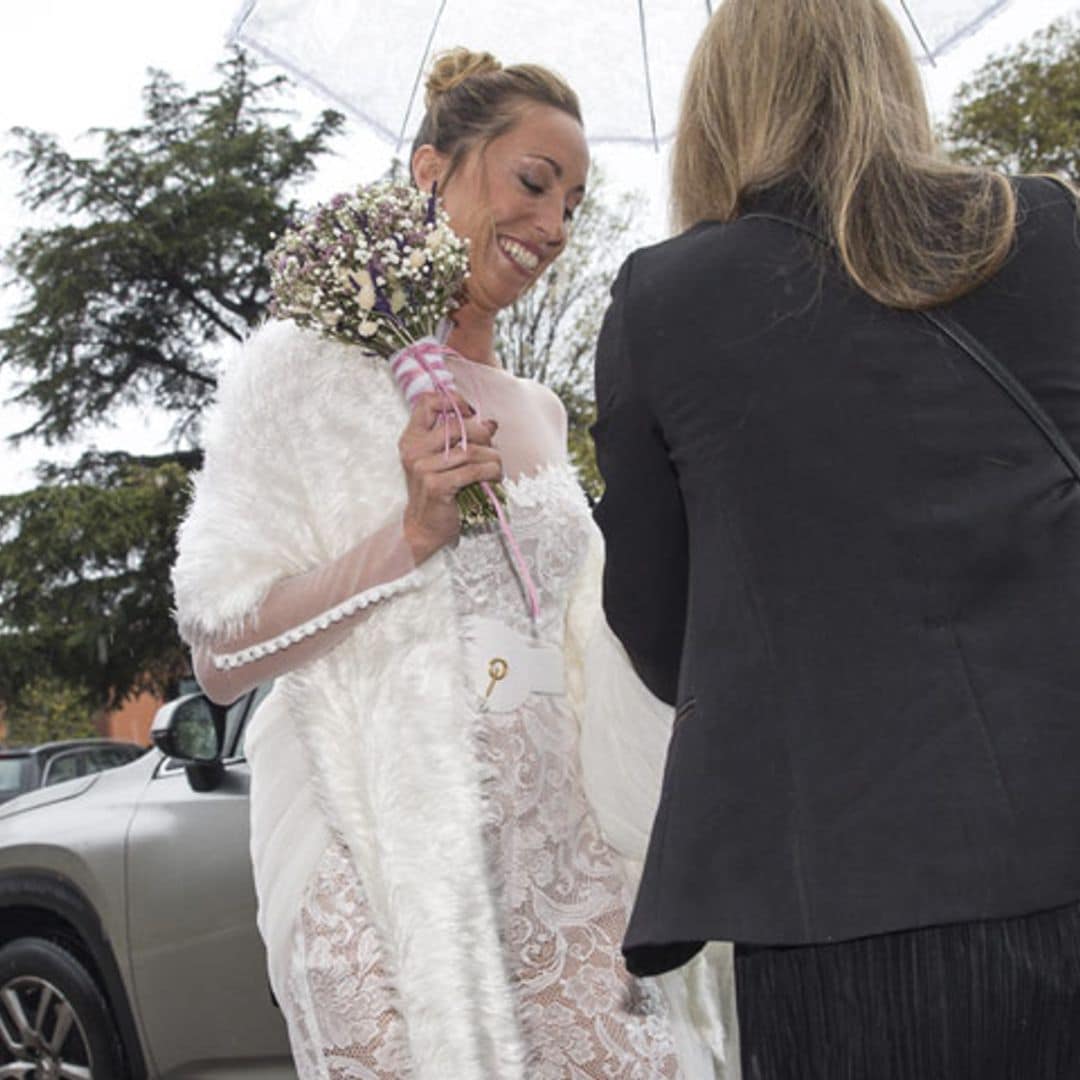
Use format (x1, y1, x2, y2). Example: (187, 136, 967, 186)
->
(735, 900, 1080, 1080)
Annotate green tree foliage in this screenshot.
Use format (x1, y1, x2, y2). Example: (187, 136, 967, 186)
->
(3, 51, 344, 445)
(945, 16, 1080, 180)
(0, 453, 196, 708)
(0, 53, 344, 709)
(496, 170, 646, 502)
(2, 677, 98, 747)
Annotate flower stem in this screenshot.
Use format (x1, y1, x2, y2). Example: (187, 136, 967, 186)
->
(456, 480, 507, 531)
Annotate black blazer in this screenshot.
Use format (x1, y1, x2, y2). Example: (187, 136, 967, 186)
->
(592, 177, 1080, 975)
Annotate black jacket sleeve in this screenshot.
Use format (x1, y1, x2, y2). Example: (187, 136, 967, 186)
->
(591, 256, 689, 706)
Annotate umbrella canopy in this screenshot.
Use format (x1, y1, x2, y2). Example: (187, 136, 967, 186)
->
(230, 0, 1012, 151)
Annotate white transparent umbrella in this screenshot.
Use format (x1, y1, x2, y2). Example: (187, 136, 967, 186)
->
(229, 0, 1012, 151)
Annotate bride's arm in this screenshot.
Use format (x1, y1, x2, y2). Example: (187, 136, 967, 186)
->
(192, 514, 422, 704)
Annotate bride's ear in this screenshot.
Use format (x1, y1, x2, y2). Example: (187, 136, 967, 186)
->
(411, 145, 446, 192)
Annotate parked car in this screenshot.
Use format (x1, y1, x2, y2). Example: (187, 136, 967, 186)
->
(0, 687, 296, 1079)
(0, 739, 147, 805)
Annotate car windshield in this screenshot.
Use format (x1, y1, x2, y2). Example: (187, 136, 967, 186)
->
(0, 757, 31, 799)
(84, 746, 142, 771)
(43, 752, 83, 786)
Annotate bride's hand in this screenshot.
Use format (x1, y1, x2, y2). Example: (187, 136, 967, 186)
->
(400, 391, 502, 564)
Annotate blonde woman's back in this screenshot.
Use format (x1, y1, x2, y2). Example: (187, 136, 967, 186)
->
(594, 163, 1080, 1079)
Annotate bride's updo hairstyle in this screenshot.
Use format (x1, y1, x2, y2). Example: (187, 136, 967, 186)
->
(672, 0, 1016, 311)
(411, 47, 582, 185)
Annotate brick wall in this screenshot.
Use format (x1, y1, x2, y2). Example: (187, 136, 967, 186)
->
(101, 689, 163, 746)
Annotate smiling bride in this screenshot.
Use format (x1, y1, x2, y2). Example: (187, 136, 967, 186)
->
(172, 47, 730, 1080)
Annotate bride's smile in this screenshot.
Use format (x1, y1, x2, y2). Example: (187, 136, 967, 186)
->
(497, 234, 541, 276)
(413, 102, 589, 323)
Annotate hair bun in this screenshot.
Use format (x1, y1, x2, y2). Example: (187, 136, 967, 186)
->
(425, 48, 502, 109)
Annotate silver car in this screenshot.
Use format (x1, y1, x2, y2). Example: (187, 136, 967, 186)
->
(0, 740, 147, 806)
(0, 688, 296, 1079)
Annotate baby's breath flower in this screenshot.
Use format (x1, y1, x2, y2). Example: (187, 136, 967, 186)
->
(266, 179, 469, 359)
(266, 182, 504, 531)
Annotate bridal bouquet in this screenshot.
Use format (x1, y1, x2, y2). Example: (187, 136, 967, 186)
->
(267, 181, 506, 531)
(268, 181, 538, 617)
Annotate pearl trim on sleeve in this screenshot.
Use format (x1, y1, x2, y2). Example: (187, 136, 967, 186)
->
(211, 567, 426, 671)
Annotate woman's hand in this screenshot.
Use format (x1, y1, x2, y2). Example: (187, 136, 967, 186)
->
(399, 392, 502, 564)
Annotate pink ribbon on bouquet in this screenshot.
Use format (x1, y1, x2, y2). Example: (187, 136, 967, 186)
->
(390, 336, 541, 622)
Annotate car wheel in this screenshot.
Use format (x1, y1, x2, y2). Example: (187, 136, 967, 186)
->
(0, 936, 127, 1079)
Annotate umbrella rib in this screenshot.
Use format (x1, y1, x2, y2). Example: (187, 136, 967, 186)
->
(896, 0, 937, 67)
(636, 0, 660, 152)
(930, 0, 1010, 61)
(397, 0, 451, 156)
(227, 0, 258, 43)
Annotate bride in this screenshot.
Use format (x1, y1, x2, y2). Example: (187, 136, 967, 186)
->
(173, 47, 733, 1079)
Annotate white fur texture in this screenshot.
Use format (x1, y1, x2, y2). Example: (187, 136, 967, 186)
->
(174, 322, 525, 1078)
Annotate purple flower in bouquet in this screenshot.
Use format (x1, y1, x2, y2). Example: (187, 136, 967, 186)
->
(267, 181, 509, 532)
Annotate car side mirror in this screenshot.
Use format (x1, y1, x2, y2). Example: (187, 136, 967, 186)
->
(151, 694, 228, 793)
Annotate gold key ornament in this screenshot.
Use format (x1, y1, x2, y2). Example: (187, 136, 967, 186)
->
(483, 657, 509, 705)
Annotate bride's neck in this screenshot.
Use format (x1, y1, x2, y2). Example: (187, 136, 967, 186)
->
(446, 302, 499, 368)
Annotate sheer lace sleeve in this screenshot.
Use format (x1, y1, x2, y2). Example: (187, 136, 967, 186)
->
(192, 515, 421, 704)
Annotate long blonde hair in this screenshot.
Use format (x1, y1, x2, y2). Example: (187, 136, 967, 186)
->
(671, 0, 1016, 310)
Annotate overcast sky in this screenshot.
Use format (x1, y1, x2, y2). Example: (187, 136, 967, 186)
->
(1, 0, 1078, 494)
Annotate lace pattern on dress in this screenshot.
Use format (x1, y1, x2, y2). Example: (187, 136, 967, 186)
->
(281, 840, 412, 1080)
(454, 466, 679, 1079)
(278, 464, 679, 1077)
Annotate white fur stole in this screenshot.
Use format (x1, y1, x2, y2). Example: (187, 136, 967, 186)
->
(173, 321, 526, 1078)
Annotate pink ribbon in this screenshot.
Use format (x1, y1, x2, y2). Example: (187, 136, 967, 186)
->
(390, 338, 541, 622)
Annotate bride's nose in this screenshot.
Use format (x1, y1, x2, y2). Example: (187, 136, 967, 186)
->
(535, 198, 568, 250)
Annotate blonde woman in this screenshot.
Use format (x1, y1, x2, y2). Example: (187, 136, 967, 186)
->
(593, 1, 1080, 1077)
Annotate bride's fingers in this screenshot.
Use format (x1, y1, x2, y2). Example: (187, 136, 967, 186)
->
(406, 414, 498, 460)
(419, 443, 503, 477)
(434, 457, 505, 496)
(435, 414, 498, 449)
(400, 407, 497, 469)
(410, 391, 474, 431)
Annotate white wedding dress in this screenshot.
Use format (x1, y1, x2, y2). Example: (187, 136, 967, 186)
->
(188, 355, 721, 1077)
(280, 460, 680, 1078)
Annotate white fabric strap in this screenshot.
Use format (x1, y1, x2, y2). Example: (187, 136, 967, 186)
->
(461, 615, 565, 713)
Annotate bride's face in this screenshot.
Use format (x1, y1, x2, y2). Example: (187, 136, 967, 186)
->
(415, 104, 590, 313)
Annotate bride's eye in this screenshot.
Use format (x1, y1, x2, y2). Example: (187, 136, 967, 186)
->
(519, 174, 544, 195)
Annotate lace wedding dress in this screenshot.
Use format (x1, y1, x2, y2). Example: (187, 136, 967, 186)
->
(190, 355, 684, 1078)
(280, 459, 679, 1078)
